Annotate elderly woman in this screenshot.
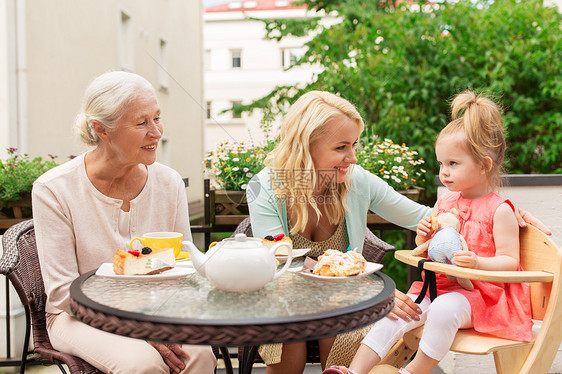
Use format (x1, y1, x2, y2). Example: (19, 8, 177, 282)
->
(32, 71, 216, 373)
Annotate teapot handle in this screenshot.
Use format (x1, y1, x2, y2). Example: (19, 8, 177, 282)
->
(269, 242, 293, 280)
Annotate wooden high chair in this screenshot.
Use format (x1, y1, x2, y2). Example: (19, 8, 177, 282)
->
(371, 224, 562, 374)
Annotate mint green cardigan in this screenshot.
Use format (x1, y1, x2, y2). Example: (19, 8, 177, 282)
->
(248, 165, 432, 253)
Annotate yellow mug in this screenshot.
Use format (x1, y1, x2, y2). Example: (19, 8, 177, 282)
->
(129, 232, 187, 260)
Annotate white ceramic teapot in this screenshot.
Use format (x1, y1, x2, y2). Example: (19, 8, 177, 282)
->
(182, 233, 293, 292)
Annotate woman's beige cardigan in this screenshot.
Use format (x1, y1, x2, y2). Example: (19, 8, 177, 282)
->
(32, 153, 191, 315)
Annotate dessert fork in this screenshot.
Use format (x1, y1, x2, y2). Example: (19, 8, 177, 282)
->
(146, 258, 174, 270)
(147, 258, 193, 270)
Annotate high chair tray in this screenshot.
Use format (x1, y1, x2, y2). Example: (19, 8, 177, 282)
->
(395, 250, 553, 283)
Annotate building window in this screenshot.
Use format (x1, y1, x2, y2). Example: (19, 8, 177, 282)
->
(231, 50, 241, 69)
(231, 101, 242, 119)
(119, 9, 135, 71)
(206, 101, 212, 119)
(158, 37, 169, 91)
(243, 1, 257, 8)
(282, 47, 305, 68)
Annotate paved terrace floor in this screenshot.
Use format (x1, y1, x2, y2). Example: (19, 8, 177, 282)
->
(7, 360, 446, 373)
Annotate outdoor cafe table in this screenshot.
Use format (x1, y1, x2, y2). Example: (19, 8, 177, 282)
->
(69, 263, 395, 374)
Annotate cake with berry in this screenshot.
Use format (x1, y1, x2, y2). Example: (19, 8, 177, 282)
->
(313, 249, 366, 277)
(262, 234, 293, 255)
(112, 246, 175, 275)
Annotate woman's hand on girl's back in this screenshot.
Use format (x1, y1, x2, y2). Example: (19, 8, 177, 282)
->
(515, 208, 551, 235)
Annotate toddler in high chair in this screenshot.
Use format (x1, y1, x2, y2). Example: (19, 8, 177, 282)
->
(323, 90, 533, 374)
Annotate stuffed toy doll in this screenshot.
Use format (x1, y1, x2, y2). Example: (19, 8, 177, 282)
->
(411, 208, 474, 290)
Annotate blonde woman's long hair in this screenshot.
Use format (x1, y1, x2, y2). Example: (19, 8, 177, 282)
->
(438, 90, 506, 191)
(265, 91, 364, 235)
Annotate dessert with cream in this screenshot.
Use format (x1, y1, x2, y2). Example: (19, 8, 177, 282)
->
(313, 249, 366, 277)
(113, 246, 175, 275)
(262, 233, 293, 256)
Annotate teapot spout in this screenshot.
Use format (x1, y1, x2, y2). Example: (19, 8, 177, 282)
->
(182, 241, 206, 277)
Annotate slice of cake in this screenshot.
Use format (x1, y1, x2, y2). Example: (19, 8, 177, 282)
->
(313, 249, 366, 277)
(262, 234, 293, 255)
(113, 247, 175, 275)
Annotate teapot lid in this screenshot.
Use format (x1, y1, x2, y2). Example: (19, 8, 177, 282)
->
(222, 233, 262, 249)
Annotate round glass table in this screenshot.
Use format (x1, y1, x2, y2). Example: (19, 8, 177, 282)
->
(70, 264, 395, 373)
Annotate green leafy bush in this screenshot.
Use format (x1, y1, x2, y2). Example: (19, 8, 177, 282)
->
(0, 148, 59, 205)
(231, 0, 561, 288)
(236, 0, 562, 200)
(203, 141, 269, 191)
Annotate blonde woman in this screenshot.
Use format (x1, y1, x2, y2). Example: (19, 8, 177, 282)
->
(247, 90, 548, 374)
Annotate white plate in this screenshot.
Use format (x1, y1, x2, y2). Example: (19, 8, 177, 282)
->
(275, 248, 312, 262)
(290, 262, 383, 281)
(95, 263, 195, 280)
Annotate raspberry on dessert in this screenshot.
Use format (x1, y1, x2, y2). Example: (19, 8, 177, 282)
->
(273, 233, 285, 241)
(264, 235, 274, 241)
(141, 246, 152, 255)
(128, 249, 141, 257)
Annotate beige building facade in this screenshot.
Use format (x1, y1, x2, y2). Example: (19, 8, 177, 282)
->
(0, 0, 205, 358)
(0, 0, 205, 202)
(203, 0, 331, 153)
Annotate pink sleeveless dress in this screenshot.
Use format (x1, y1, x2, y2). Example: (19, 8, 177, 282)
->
(408, 191, 532, 342)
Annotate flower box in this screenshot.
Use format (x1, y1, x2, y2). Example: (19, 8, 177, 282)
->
(210, 189, 249, 227)
(209, 187, 424, 228)
(0, 195, 32, 230)
(367, 187, 425, 225)
(0, 148, 62, 231)
(397, 186, 425, 202)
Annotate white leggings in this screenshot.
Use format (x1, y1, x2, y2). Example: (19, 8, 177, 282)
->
(361, 292, 473, 361)
(47, 312, 217, 374)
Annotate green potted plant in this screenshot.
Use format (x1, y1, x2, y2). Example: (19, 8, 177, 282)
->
(356, 137, 426, 225)
(357, 136, 426, 223)
(203, 114, 278, 225)
(357, 137, 426, 198)
(203, 141, 269, 192)
(203, 140, 274, 226)
(0, 148, 60, 225)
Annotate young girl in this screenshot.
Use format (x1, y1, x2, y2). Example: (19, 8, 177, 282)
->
(324, 90, 533, 374)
